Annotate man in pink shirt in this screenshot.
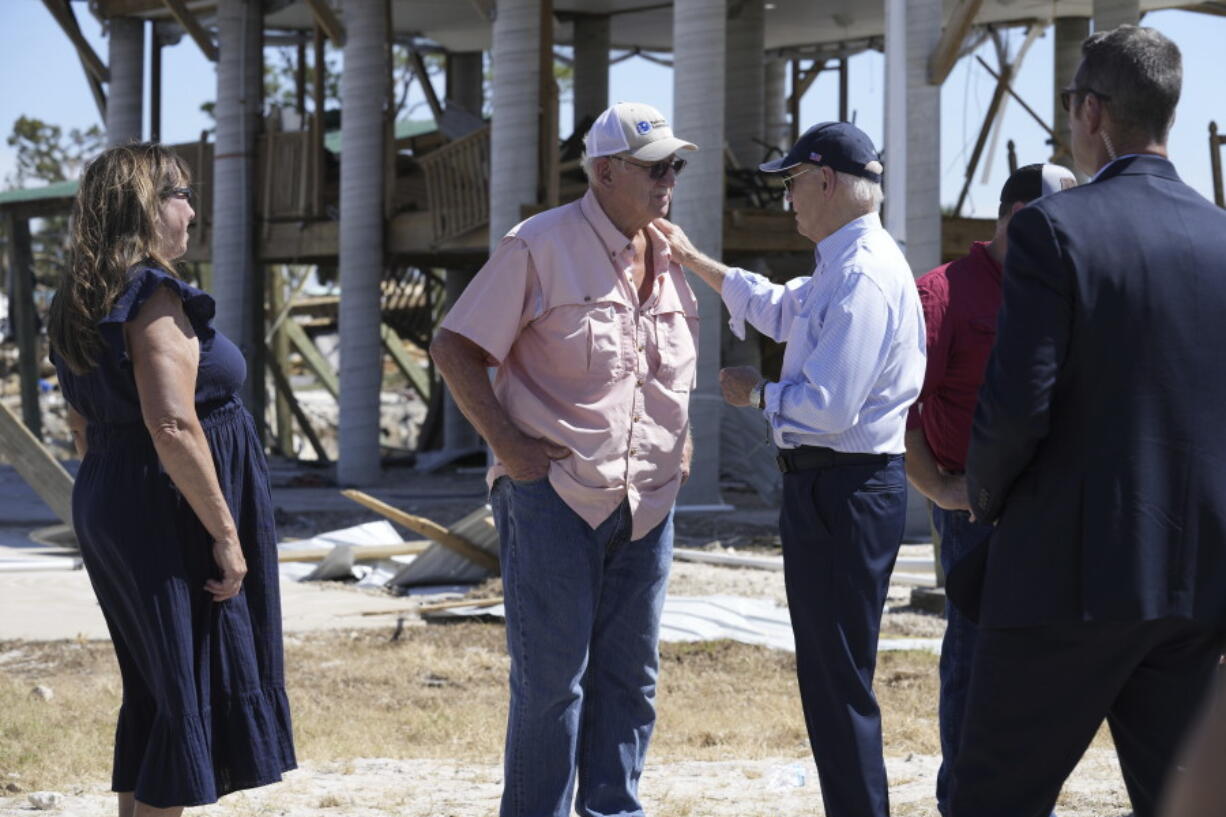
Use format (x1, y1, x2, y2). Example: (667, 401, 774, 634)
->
(430, 102, 699, 817)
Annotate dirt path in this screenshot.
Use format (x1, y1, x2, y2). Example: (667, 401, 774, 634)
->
(0, 750, 1131, 817)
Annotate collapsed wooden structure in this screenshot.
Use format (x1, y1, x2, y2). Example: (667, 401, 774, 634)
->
(2, 0, 1223, 508)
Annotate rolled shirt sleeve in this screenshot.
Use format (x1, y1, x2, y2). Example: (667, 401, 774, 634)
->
(722, 266, 813, 343)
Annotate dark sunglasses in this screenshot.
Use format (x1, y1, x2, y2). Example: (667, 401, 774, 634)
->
(161, 186, 194, 204)
(781, 167, 815, 195)
(613, 156, 687, 180)
(1060, 86, 1112, 112)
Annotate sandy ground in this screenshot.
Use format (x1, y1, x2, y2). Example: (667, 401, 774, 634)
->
(0, 750, 1132, 817)
(0, 463, 1133, 816)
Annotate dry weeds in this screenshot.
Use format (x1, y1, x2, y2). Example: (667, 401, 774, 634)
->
(0, 622, 1118, 808)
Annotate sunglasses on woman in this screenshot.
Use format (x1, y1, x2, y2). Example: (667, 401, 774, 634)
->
(612, 156, 687, 180)
(161, 186, 194, 204)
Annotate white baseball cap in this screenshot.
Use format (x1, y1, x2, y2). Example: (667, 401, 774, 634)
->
(584, 102, 699, 162)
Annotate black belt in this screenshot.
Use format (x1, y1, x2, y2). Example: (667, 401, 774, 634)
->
(775, 445, 890, 474)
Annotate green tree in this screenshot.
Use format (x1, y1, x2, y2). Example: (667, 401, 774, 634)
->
(4, 116, 104, 287)
(5, 116, 104, 188)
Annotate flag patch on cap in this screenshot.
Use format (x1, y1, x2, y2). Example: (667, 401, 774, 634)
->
(809, 152, 823, 162)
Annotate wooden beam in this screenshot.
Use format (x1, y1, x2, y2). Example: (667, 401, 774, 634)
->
(952, 25, 1041, 217)
(787, 60, 822, 109)
(0, 402, 75, 530)
(279, 540, 430, 563)
(150, 22, 162, 142)
(1211, 121, 1224, 209)
(928, 0, 984, 85)
(84, 69, 109, 122)
(295, 36, 307, 119)
(41, 0, 109, 82)
(161, 0, 218, 62)
(838, 57, 848, 122)
(975, 55, 1066, 156)
(466, 0, 494, 22)
(538, 0, 559, 208)
(380, 323, 431, 402)
(270, 268, 294, 456)
(281, 318, 340, 399)
(312, 25, 326, 218)
(341, 489, 500, 572)
(407, 48, 445, 124)
(265, 346, 332, 462)
(305, 0, 346, 48)
(789, 58, 801, 145)
(5, 213, 40, 438)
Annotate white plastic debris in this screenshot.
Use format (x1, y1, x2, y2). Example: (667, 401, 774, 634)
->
(28, 791, 63, 810)
(29, 685, 52, 701)
(766, 763, 806, 790)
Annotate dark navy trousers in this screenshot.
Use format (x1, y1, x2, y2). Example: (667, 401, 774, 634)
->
(949, 619, 1224, 817)
(779, 454, 907, 817)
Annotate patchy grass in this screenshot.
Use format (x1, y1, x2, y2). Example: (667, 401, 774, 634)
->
(0, 624, 1113, 797)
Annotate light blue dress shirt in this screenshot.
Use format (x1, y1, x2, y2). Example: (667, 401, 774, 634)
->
(722, 212, 927, 454)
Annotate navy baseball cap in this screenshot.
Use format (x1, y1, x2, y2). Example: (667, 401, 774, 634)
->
(760, 121, 883, 184)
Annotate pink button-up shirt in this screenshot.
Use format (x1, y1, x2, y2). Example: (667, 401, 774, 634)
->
(441, 190, 699, 539)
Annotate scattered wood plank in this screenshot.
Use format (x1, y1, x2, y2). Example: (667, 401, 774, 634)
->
(0, 401, 75, 530)
(416, 596, 503, 615)
(278, 540, 431, 563)
(341, 489, 499, 572)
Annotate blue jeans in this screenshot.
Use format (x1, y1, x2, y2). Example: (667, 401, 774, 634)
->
(490, 476, 674, 817)
(933, 506, 995, 817)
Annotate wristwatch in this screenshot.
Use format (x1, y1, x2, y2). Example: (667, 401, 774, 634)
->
(749, 379, 767, 410)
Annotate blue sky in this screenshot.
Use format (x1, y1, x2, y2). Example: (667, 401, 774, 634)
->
(1, 2, 1222, 219)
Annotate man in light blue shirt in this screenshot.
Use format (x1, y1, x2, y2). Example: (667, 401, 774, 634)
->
(656, 121, 925, 817)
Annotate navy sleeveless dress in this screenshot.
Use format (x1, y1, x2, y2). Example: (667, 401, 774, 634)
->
(52, 265, 296, 808)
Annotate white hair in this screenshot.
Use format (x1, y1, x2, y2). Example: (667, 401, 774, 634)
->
(581, 150, 602, 183)
(836, 170, 884, 213)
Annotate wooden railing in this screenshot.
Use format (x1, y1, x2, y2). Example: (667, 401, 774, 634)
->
(418, 126, 490, 246)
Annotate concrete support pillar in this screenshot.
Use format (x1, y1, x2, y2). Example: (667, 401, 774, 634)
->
(724, 0, 764, 168)
(1053, 17, 1091, 171)
(1094, 0, 1140, 32)
(572, 14, 610, 134)
(214, 0, 264, 426)
(764, 57, 790, 157)
(106, 16, 144, 145)
(489, 0, 540, 242)
(442, 270, 481, 453)
(445, 51, 484, 115)
(723, 1, 765, 371)
(672, 0, 726, 506)
(884, 0, 941, 275)
(337, 0, 389, 485)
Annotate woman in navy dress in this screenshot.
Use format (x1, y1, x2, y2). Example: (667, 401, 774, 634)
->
(48, 143, 295, 815)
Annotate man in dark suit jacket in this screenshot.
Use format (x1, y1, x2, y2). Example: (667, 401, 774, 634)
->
(950, 25, 1226, 817)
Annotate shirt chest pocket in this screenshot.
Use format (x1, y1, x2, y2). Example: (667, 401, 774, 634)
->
(652, 310, 698, 391)
(531, 301, 625, 384)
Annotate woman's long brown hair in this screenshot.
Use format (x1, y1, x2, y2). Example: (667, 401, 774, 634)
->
(48, 142, 190, 374)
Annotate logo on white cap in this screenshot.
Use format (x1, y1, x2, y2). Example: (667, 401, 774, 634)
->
(584, 102, 699, 161)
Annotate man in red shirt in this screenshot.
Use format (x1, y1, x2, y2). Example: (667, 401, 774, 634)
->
(906, 162, 1076, 817)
